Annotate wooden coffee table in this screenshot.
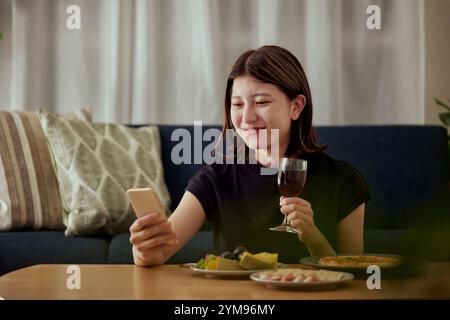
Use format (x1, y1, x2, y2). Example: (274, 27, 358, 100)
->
(0, 263, 449, 300)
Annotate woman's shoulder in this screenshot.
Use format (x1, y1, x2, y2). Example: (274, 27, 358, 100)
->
(304, 152, 365, 181)
(306, 152, 372, 201)
(302, 151, 335, 168)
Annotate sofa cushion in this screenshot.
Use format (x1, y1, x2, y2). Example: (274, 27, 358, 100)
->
(39, 111, 171, 236)
(107, 233, 134, 264)
(364, 229, 424, 255)
(0, 231, 109, 275)
(166, 231, 214, 264)
(108, 231, 214, 264)
(365, 229, 450, 261)
(0, 109, 91, 231)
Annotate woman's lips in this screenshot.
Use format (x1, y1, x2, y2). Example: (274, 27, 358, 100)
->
(242, 128, 266, 135)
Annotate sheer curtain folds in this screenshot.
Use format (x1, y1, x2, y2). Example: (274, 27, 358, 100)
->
(0, 0, 424, 125)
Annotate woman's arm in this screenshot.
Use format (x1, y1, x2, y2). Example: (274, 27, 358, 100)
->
(336, 203, 365, 254)
(131, 190, 206, 266)
(163, 191, 207, 262)
(281, 196, 336, 256)
(280, 197, 365, 256)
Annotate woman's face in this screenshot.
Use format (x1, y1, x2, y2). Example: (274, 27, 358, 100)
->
(230, 76, 304, 153)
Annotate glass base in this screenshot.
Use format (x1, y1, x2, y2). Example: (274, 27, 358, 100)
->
(269, 223, 299, 234)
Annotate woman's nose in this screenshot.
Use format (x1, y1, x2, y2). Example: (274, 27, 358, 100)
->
(242, 104, 258, 123)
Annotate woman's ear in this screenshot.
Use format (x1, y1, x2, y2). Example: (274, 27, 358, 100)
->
(291, 95, 306, 121)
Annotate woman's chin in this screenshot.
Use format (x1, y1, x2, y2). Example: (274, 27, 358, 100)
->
(239, 134, 272, 152)
(242, 136, 257, 149)
(247, 141, 270, 152)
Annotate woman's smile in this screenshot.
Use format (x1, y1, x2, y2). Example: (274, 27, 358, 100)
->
(241, 127, 266, 136)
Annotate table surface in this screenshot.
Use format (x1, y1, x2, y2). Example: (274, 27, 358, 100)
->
(0, 263, 449, 300)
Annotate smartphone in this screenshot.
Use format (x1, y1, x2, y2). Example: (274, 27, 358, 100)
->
(127, 188, 165, 218)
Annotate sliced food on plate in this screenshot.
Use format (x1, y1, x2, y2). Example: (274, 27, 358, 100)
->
(250, 268, 354, 289)
(255, 268, 346, 283)
(194, 247, 279, 271)
(318, 255, 402, 268)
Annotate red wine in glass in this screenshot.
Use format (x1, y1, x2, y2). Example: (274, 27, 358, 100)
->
(278, 170, 307, 197)
(270, 158, 307, 233)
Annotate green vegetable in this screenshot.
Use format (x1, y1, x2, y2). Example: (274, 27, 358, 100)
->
(196, 258, 205, 269)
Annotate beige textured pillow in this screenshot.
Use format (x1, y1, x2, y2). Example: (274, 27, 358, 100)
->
(0, 108, 91, 230)
(39, 110, 171, 236)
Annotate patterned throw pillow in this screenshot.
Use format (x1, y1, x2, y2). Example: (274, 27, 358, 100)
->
(0, 108, 91, 231)
(39, 110, 171, 236)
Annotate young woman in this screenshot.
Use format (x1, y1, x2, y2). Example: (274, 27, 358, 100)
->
(130, 45, 373, 266)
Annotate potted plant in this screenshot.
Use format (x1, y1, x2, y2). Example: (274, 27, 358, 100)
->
(434, 98, 450, 184)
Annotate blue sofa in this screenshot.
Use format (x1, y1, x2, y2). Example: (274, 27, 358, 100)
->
(1, 125, 449, 276)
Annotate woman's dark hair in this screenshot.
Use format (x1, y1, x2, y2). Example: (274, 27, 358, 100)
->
(221, 45, 327, 157)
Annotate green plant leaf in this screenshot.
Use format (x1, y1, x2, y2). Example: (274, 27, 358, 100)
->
(438, 112, 450, 126)
(434, 98, 450, 112)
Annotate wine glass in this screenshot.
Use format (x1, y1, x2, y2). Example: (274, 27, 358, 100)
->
(269, 158, 307, 233)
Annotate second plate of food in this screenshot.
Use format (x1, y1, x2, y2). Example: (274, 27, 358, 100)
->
(299, 254, 427, 277)
(250, 268, 354, 290)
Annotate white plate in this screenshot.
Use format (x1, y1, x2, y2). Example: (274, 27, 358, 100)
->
(250, 269, 354, 290)
(187, 263, 287, 278)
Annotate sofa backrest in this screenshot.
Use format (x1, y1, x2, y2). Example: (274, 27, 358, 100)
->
(158, 125, 450, 233)
(315, 125, 449, 230)
(158, 125, 219, 212)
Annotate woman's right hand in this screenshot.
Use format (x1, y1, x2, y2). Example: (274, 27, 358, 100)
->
(129, 212, 179, 267)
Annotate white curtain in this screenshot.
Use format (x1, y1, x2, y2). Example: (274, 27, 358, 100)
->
(0, 0, 424, 125)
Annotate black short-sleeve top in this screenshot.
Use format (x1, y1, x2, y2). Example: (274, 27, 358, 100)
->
(185, 152, 373, 263)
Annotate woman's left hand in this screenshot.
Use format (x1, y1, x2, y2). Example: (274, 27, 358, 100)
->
(279, 196, 320, 244)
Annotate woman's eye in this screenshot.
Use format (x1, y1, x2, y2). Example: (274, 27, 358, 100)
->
(256, 101, 269, 106)
(232, 103, 243, 108)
